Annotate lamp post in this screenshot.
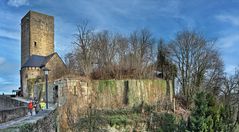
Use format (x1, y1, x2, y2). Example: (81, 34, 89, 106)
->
(42, 67, 50, 109)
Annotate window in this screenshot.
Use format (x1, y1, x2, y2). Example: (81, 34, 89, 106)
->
(74, 86, 77, 96)
(34, 41, 37, 47)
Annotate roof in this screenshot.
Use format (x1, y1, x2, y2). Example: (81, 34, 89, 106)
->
(21, 53, 56, 68)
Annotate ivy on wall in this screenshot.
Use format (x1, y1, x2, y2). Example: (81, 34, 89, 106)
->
(98, 80, 117, 95)
(37, 83, 45, 101)
(27, 78, 36, 98)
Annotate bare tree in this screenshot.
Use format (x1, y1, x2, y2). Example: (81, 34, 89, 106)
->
(114, 34, 130, 79)
(204, 50, 224, 96)
(65, 53, 81, 74)
(92, 31, 118, 79)
(73, 20, 95, 76)
(168, 30, 220, 106)
(129, 29, 154, 78)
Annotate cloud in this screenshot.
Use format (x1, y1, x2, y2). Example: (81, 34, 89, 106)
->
(216, 14, 239, 26)
(217, 34, 239, 49)
(0, 74, 20, 93)
(7, 0, 29, 7)
(0, 76, 13, 85)
(0, 84, 19, 93)
(0, 57, 5, 65)
(0, 29, 20, 40)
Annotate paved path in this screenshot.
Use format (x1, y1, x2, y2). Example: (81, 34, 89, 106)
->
(0, 97, 56, 130)
(0, 109, 52, 129)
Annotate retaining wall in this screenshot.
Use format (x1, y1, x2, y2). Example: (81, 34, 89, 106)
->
(0, 96, 23, 110)
(0, 106, 28, 123)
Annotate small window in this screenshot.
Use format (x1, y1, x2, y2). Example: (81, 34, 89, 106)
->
(74, 86, 77, 96)
(34, 42, 37, 47)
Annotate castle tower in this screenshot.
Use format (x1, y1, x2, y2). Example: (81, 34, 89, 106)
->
(20, 11, 66, 98)
(21, 11, 54, 66)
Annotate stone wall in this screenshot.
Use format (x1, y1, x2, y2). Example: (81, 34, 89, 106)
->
(18, 110, 57, 132)
(0, 107, 28, 123)
(56, 79, 172, 109)
(2, 109, 57, 131)
(34, 82, 55, 103)
(0, 96, 25, 110)
(21, 67, 42, 97)
(55, 78, 173, 131)
(0, 95, 28, 123)
(45, 53, 67, 82)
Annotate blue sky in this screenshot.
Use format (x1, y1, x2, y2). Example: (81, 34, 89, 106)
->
(0, 0, 239, 93)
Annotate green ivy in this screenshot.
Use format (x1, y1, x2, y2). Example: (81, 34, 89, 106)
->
(19, 123, 34, 132)
(27, 78, 36, 98)
(108, 115, 130, 126)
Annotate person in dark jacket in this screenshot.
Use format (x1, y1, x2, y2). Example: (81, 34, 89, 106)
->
(35, 100, 41, 114)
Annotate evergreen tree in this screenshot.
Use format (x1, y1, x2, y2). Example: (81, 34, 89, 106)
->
(188, 92, 209, 131)
(179, 92, 236, 132)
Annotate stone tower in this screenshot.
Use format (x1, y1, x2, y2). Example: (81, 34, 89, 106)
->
(21, 11, 54, 66)
(20, 11, 66, 98)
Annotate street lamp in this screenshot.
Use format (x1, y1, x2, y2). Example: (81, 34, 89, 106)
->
(42, 67, 50, 109)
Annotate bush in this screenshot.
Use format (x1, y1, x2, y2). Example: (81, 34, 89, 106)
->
(148, 112, 177, 132)
(108, 115, 129, 126)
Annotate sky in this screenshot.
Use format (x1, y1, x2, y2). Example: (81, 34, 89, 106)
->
(0, 0, 239, 93)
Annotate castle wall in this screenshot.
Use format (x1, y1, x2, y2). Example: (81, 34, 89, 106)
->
(54, 78, 173, 130)
(0, 96, 28, 123)
(55, 79, 172, 109)
(32, 78, 172, 109)
(0, 96, 25, 110)
(0, 107, 28, 123)
(33, 82, 55, 103)
(21, 67, 42, 97)
(21, 11, 54, 66)
(45, 54, 66, 81)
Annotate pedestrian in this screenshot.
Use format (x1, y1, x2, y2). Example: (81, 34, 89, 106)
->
(35, 100, 41, 114)
(40, 99, 46, 110)
(28, 99, 33, 116)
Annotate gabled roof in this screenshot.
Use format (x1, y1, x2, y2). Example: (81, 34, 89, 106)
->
(21, 53, 56, 68)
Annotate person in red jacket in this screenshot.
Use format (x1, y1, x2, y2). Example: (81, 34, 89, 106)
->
(28, 100, 33, 116)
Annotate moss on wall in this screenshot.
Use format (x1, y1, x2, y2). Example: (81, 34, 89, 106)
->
(98, 80, 117, 95)
(58, 79, 173, 131)
(59, 79, 172, 111)
(126, 79, 168, 107)
(37, 83, 45, 101)
(27, 78, 36, 98)
(92, 79, 170, 108)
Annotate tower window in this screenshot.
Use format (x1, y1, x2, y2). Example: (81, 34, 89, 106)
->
(34, 41, 37, 47)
